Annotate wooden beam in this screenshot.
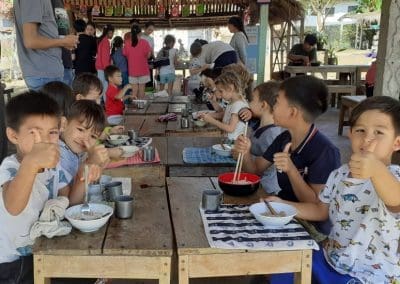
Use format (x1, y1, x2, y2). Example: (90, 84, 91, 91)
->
(257, 4, 269, 84)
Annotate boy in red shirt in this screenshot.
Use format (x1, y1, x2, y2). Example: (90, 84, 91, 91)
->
(104, 65, 136, 125)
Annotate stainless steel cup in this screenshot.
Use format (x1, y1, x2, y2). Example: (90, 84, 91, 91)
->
(128, 129, 137, 140)
(181, 117, 189, 128)
(142, 146, 155, 161)
(201, 190, 222, 212)
(115, 195, 134, 219)
(103, 181, 123, 201)
(137, 101, 145, 109)
(181, 108, 188, 117)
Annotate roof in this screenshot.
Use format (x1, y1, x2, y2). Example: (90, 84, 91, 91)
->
(339, 11, 381, 23)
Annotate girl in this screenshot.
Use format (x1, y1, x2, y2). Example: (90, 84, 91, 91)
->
(95, 24, 114, 102)
(157, 35, 178, 96)
(199, 71, 249, 142)
(111, 36, 129, 87)
(123, 25, 151, 99)
(228, 16, 249, 66)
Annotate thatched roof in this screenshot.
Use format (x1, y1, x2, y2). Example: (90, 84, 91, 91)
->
(66, 0, 304, 28)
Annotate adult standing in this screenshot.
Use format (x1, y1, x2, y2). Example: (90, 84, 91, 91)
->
(95, 24, 114, 101)
(228, 16, 248, 66)
(85, 21, 96, 37)
(73, 19, 97, 75)
(123, 25, 151, 99)
(141, 21, 155, 89)
(13, 0, 78, 91)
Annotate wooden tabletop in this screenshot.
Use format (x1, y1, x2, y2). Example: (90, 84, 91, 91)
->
(285, 64, 369, 74)
(166, 114, 222, 137)
(125, 102, 168, 115)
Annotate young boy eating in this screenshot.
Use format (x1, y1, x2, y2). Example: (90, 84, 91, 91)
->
(268, 96, 400, 283)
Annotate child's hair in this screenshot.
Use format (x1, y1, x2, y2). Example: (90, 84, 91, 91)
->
(73, 19, 87, 33)
(111, 36, 124, 56)
(66, 100, 105, 135)
(349, 96, 400, 135)
(214, 71, 242, 95)
(228, 16, 249, 42)
(72, 73, 103, 97)
(131, 25, 141, 47)
(41, 81, 75, 116)
(222, 63, 253, 99)
(159, 35, 175, 58)
(253, 81, 280, 109)
(280, 75, 328, 122)
(190, 41, 203, 57)
(104, 65, 120, 82)
(97, 24, 114, 44)
(6, 91, 60, 130)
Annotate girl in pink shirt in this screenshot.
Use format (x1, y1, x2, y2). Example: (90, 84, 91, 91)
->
(95, 24, 114, 102)
(123, 25, 151, 99)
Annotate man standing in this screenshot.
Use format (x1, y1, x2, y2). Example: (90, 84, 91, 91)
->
(287, 34, 317, 66)
(13, 0, 78, 91)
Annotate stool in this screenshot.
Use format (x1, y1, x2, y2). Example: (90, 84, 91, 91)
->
(338, 95, 366, 135)
(327, 85, 357, 108)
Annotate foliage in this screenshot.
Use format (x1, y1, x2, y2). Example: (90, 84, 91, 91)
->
(356, 0, 382, 12)
(327, 45, 337, 58)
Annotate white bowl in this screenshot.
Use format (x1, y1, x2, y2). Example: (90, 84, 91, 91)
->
(193, 119, 207, 127)
(192, 110, 216, 120)
(108, 134, 129, 145)
(212, 144, 232, 157)
(249, 202, 297, 228)
(120, 145, 140, 158)
(65, 204, 113, 233)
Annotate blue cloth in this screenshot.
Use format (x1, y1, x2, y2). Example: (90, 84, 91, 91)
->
(111, 49, 128, 73)
(24, 76, 63, 91)
(59, 140, 80, 186)
(183, 147, 236, 164)
(159, 73, 176, 84)
(263, 125, 341, 202)
(270, 248, 362, 284)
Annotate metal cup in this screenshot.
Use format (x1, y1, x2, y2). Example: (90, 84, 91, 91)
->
(128, 129, 137, 140)
(137, 101, 145, 109)
(103, 181, 123, 201)
(181, 117, 189, 128)
(88, 184, 103, 202)
(115, 195, 134, 219)
(181, 108, 188, 117)
(202, 190, 222, 212)
(141, 146, 155, 162)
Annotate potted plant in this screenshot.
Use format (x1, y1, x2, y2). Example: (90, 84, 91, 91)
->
(327, 46, 338, 65)
(316, 32, 328, 51)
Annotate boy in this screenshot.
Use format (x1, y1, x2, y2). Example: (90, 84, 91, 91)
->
(72, 72, 103, 102)
(268, 96, 400, 283)
(237, 81, 282, 194)
(60, 100, 105, 204)
(0, 92, 67, 282)
(235, 76, 341, 204)
(104, 65, 135, 125)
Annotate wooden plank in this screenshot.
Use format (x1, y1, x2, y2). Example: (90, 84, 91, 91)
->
(124, 115, 145, 131)
(169, 96, 189, 104)
(103, 165, 166, 187)
(168, 166, 234, 177)
(166, 114, 222, 137)
(146, 102, 168, 114)
(103, 186, 173, 256)
(151, 96, 170, 103)
(124, 103, 149, 115)
(140, 115, 167, 136)
(294, 250, 312, 284)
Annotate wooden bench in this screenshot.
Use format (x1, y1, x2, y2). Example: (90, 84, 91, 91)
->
(327, 85, 357, 108)
(338, 96, 366, 135)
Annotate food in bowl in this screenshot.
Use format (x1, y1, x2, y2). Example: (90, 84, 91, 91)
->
(218, 172, 260, 196)
(65, 204, 113, 233)
(212, 144, 232, 157)
(120, 145, 140, 158)
(193, 119, 207, 127)
(249, 202, 297, 228)
(108, 134, 129, 145)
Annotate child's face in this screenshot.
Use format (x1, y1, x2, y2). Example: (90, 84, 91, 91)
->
(349, 110, 400, 164)
(215, 83, 234, 101)
(62, 118, 100, 154)
(109, 72, 122, 87)
(7, 115, 60, 156)
(249, 90, 266, 118)
(272, 90, 293, 127)
(76, 87, 101, 104)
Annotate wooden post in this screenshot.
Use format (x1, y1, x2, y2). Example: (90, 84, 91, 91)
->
(257, 4, 269, 84)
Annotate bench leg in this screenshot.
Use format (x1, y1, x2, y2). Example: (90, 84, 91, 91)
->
(159, 257, 171, 284)
(294, 250, 312, 284)
(178, 255, 189, 284)
(338, 105, 347, 135)
(34, 255, 51, 284)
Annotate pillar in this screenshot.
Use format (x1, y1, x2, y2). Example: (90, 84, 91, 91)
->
(257, 4, 269, 84)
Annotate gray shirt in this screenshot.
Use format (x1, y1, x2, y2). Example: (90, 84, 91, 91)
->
(229, 32, 248, 65)
(141, 34, 154, 50)
(198, 41, 234, 65)
(13, 0, 63, 78)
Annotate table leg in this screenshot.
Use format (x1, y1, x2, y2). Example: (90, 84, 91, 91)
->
(338, 103, 347, 135)
(34, 255, 51, 284)
(294, 250, 312, 284)
(159, 257, 171, 284)
(178, 255, 189, 284)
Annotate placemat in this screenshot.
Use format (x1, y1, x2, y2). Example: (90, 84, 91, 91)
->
(104, 137, 152, 148)
(200, 204, 319, 251)
(183, 147, 236, 164)
(105, 149, 161, 169)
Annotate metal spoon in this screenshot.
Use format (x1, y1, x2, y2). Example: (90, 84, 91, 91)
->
(80, 165, 90, 216)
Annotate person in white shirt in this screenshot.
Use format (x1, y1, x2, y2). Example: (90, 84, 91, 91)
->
(157, 35, 178, 96)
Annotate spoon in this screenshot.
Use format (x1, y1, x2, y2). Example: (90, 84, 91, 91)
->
(264, 200, 278, 216)
(80, 165, 90, 216)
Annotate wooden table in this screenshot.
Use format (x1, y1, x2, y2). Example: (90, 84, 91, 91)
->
(124, 115, 167, 137)
(338, 95, 366, 135)
(125, 102, 168, 115)
(167, 136, 234, 177)
(167, 177, 312, 284)
(34, 180, 173, 283)
(166, 114, 222, 137)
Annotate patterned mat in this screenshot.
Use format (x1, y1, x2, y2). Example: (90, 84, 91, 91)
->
(183, 147, 236, 164)
(105, 148, 161, 169)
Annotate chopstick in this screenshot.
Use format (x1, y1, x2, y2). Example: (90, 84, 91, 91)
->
(233, 122, 248, 182)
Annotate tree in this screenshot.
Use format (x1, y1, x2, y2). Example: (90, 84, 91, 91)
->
(356, 0, 382, 12)
(0, 0, 13, 21)
(300, 0, 340, 32)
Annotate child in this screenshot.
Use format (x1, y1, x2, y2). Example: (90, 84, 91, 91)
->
(199, 71, 249, 141)
(235, 75, 341, 204)
(104, 65, 134, 125)
(268, 96, 400, 283)
(157, 34, 178, 96)
(72, 72, 103, 102)
(59, 100, 106, 204)
(41, 81, 75, 121)
(111, 36, 129, 87)
(241, 81, 282, 194)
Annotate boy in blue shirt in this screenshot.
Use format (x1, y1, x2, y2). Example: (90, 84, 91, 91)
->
(267, 96, 400, 283)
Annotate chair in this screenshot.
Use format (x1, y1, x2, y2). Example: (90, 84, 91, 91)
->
(338, 96, 366, 135)
(327, 85, 357, 108)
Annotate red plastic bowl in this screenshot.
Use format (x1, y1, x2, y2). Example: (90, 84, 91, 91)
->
(218, 172, 260, 196)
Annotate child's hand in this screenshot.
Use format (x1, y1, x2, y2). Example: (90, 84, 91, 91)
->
(231, 147, 239, 160)
(85, 141, 110, 167)
(234, 135, 251, 154)
(125, 83, 133, 90)
(349, 140, 379, 179)
(79, 164, 102, 184)
(107, 147, 123, 159)
(198, 112, 212, 123)
(273, 143, 295, 173)
(239, 108, 252, 122)
(130, 95, 138, 100)
(25, 129, 60, 172)
(110, 125, 124, 134)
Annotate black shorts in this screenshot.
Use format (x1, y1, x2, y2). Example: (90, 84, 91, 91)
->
(0, 255, 33, 284)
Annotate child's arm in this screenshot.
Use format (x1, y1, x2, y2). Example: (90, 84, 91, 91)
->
(114, 84, 133, 100)
(85, 141, 110, 168)
(190, 64, 211, 76)
(199, 112, 238, 133)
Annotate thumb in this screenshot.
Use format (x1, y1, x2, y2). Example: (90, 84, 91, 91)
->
(31, 128, 42, 144)
(365, 139, 377, 153)
(283, 142, 292, 154)
(83, 139, 92, 151)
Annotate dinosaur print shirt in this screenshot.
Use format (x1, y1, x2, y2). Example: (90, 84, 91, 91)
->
(319, 164, 400, 283)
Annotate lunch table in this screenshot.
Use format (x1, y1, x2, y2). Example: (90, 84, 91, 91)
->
(33, 178, 173, 283)
(166, 114, 222, 137)
(167, 177, 312, 284)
